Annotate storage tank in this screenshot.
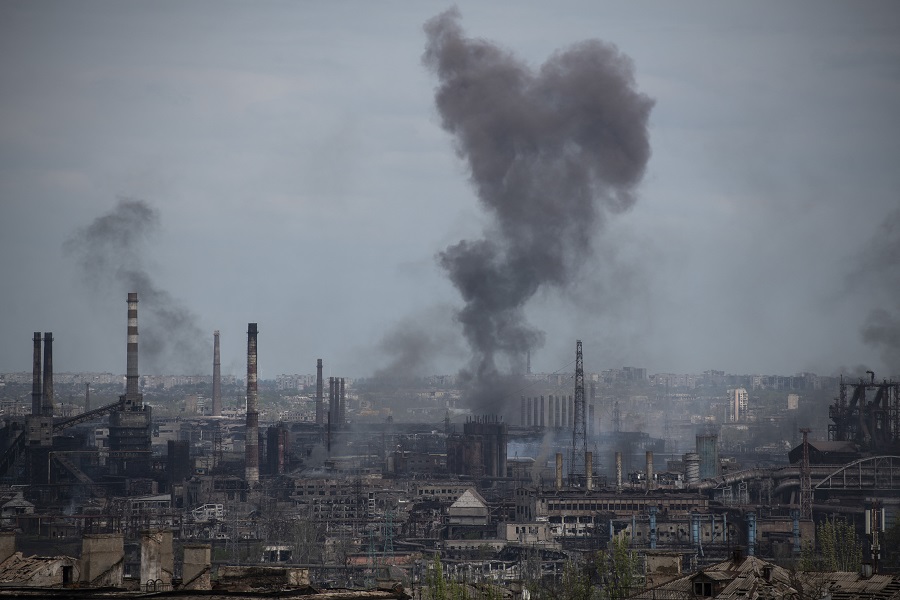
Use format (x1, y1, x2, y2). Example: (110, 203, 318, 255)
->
(696, 434, 719, 480)
(683, 452, 701, 486)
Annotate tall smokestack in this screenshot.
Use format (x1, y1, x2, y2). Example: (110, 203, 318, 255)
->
(646, 450, 654, 492)
(615, 451, 623, 492)
(212, 331, 221, 417)
(328, 377, 335, 427)
(555, 453, 563, 490)
(125, 293, 140, 404)
(42, 332, 54, 417)
(245, 323, 259, 483)
(585, 451, 593, 491)
(315, 359, 323, 425)
(85, 383, 91, 413)
(31, 332, 42, 416)
(339, 378, 346, 428)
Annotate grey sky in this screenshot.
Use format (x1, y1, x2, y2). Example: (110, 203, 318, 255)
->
(1, 2, 898, 379)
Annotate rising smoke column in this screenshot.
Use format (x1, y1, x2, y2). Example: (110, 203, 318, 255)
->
(859, 209, 900, 371)
(64, 197, 205, 374)
(423, 9, 654, 406)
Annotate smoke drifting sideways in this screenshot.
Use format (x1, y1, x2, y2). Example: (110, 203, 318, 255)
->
(63, 197, 206, 375)
(370, 305, 466, 384)
(423, 9, 654, 412)
(859, 209, 900, 373)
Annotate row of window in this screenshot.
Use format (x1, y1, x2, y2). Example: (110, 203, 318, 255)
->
(546, 501, 702, 512)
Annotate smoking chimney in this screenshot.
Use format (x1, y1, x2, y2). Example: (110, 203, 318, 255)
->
(212, 331, 221, 417)
(245, 323, 259, 483)
(315, 359, 323, 426)
(125, 293, 140, 406)
(85, 383, 91, 413)
(42, 332, 53, 417)
(31, 332, 42, 416)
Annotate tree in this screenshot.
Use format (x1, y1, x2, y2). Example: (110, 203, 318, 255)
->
(425, 553, 448, 600)
(799, 518, 862, 573)
(599, 537, 641, 600)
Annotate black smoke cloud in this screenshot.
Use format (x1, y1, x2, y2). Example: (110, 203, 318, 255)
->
(64, 197, 205, 374)
(423, 9, 654, 409)
(371, 305, 466, 382)
(858, 209, 900, 372)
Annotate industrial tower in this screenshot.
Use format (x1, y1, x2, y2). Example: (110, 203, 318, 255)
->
(570, 340, 586, 485)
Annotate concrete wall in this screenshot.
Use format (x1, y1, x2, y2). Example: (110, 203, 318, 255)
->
(0, 531, 15, 564)
(645, 551, 682, 588)
(140, 529, 173, 589)
(217, 565, 309, 590)
(182, 544, 211, 591)
(79, 533, 124, 587)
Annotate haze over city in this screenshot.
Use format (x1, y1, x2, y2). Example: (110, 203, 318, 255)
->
(2, 2, 899, 379)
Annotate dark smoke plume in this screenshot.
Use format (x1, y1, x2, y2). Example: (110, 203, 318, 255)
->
(371, 305, 465, 382)
(858, 209, 900, 371)
(64, 197, 205, 374)
(423, 9, 654, 408)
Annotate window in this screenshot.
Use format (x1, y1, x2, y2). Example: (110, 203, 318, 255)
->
(693, 581, 712, 597)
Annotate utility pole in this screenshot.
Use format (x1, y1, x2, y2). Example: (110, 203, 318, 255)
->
(570, 340, 586, 486)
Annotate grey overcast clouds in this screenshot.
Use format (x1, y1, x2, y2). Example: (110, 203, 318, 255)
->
(1, 2, 899, 380)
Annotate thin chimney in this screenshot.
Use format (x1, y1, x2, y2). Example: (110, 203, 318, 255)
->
(616, 451, 623, 492)
(31, 332, 42, 416)
(42, 332, 53, 417)
(85, 383, 91, 413)
(555, 453, 563, 490)
(316, 359, 323, 425)
(212, 330, 221, 417)
(329, 377, 336, 427)
(125, 293, 140, 405)
(339, 377, 346, 428)
(245, 323, 259, 483)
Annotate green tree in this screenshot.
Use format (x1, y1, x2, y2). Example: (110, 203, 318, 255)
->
(800, 519, 862, 572)
(425, 553, 448, 600)
(599, 537, 641, 600)
(560, 557, 596, 600)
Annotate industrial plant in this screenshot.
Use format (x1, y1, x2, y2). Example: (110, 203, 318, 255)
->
(0, 292, 896, 598)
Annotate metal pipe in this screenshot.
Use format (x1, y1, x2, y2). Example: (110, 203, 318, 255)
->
(245, 323, 259, 483)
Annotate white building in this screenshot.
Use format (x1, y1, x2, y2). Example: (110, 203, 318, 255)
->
(728, 388, 748, 422)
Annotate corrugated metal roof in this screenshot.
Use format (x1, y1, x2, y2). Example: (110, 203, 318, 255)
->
(631, 556, 900, 600)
